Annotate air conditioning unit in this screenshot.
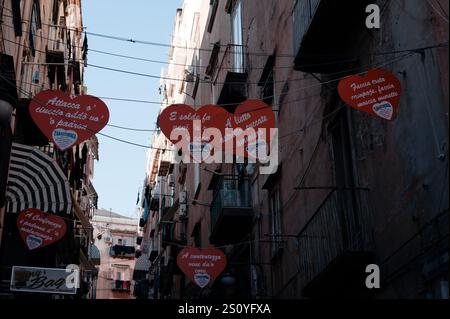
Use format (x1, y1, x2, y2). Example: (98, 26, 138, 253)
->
(179, 191, 187, 204)
(179, 204, 188, 219)
(168, 174, 175, 187)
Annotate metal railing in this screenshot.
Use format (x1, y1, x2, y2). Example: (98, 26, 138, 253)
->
(292, 0, 321, 55)
(298, 188, 373, 285)
(210, 175, 252, 230)
(213, 44, 246, 84)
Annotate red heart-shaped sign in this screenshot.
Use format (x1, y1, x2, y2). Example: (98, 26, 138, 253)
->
(223, 99, 275, 158)
(159, 101, 276, 160)
(338, 68, 401, 121)
(17, 208, 67, 250)
(159, 104, 229, 143)
(177, 247, 227, 288)
(159, 104, 229, 161)
(29, 90, 110, 150)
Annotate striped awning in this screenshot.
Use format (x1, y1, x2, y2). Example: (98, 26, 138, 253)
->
(5, 143, 72, 215)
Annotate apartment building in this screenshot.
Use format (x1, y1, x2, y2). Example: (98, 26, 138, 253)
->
(92, 209, 139, 299)
(0, 0, 99, 298)
(138, 0, 448, 299)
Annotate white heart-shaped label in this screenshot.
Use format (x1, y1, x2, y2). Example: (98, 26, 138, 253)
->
(372, 101, 393, 120)
(52, 129, 78, 151)
(194, 273, 210, 288)
(26, 235, 43, 250)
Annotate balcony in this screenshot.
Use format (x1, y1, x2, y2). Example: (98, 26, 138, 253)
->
(110, 245, 136, 259)
(210, 175, 253, 245)
(112, 280, 131, 292)
(298, 188, 374, 298)
(292, 0, 370, 73)
(214, 44, 247, 113)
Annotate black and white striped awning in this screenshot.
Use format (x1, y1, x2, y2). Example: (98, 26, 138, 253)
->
(5, 143, 72, 215)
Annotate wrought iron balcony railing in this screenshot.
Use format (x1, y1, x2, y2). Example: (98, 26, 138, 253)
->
(210, 175, 252, 233)
(298, 188, 373, 286)
(293, 0, 321, 56)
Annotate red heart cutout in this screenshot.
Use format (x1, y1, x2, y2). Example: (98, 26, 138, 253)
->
(159, 101, 276, 160)
(159, 104, 229, 158)
(17, 208, 67, 250)
(338, 68, 401, 121)
(30, 90, 110, 150)
(177, 247, 227, 288)
(223, 99, 276, 159)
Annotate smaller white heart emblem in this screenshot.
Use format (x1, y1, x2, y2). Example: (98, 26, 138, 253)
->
(26, 235, 43, 250)
(52, 129, 78, 150)
(194, 273, 210, 288)
(373, 101, 394, 120)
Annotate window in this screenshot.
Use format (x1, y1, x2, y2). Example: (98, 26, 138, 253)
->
(11, 0, 23, 37)
(262, 71, 274, 106)
(29, 0, 41, 57)
(231, 0, 244, 72)
(205, 42, 221, 78)
(269, 188, 282, 255)
(122, 239, 127, 246)
(52, 0, 59, 25)
(192, 222, 202, 248)
(194, 163, 200, 195)
(191, 12, 200, 45)
(207, 0, 219, 33)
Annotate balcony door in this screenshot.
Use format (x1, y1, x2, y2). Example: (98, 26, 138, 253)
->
(231, 0, 244, 72)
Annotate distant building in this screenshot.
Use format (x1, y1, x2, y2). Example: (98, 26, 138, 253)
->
(92, 209, 139, 299)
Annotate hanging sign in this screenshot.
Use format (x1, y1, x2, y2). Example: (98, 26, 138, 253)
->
(224, 99, 275, 158)
(17, 208, 67, 250)
(159, 104, 229, 144)
(29, 90, 109, 150)
(159, 100, 276, 159)
(177, 247, 227, 288)
(338, 68, 401, 121)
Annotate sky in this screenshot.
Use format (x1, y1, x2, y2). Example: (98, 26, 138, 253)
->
(82, 1, 183, 218)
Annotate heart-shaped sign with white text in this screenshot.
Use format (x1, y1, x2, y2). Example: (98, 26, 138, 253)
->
(223, 99, 275, 159)
(177, 247, 227, 289)
(159, 104, 229, 145)
(30, 90, 109, 150)
(338, 68, 401, 121)
(17, 208, 67, 250)
(159, 100, 276, 160)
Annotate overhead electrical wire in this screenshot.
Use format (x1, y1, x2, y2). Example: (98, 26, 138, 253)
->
(1, 8, 449, 61)
(1, 53, 413, 142)
(1, 20, 448, 85)
(1, 51, 416, 151)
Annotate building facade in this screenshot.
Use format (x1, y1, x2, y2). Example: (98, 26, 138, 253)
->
(0, 0, 99, 299)
(142, 0, 449, 299)
(92, 209, 139, 299)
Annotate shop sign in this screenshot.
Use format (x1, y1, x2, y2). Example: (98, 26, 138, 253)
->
(10, 266, 78, 294)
